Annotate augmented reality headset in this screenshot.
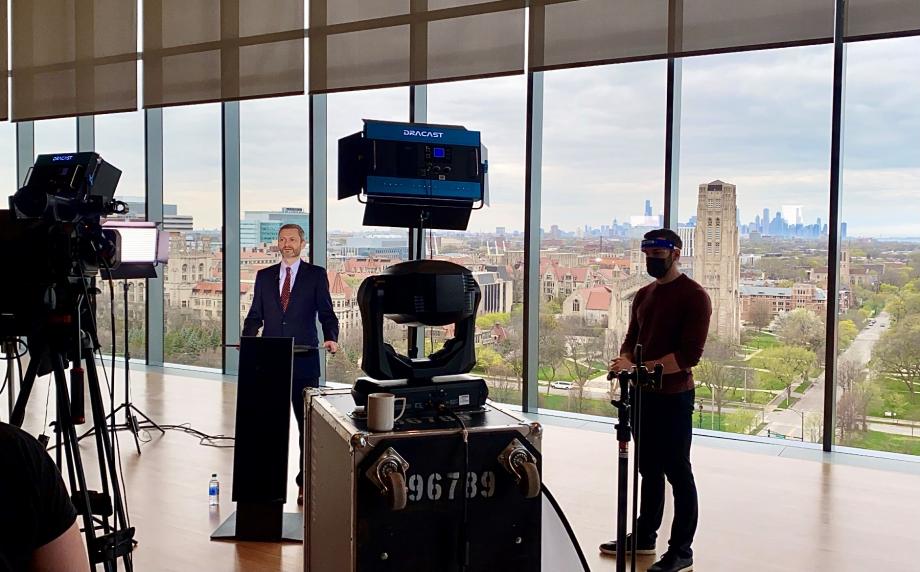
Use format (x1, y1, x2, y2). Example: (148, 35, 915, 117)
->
(641, 238, 678, 250)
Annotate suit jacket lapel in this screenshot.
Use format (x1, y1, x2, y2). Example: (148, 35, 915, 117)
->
(269, 263, 283, 313)
(287, 261, 310, 312)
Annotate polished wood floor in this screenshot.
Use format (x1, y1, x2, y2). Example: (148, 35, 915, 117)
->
(5, 365, 919, 571)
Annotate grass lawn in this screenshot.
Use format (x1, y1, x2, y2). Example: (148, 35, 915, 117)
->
(775, 396, 800, 410)
(795, 380, 813, 394)
(843, 430, 920, 456)
(745, 331, 781, 350)
(537, 365, 578, 382)
(693, 411, 759, 434)
(753, 370, 787, 391)
(694, 385, 774, 405)
(867, 379, 920, 421)
(540, 393, 616, 417)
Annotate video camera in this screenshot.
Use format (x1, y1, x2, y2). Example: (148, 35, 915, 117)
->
(0, 152, 124, 347)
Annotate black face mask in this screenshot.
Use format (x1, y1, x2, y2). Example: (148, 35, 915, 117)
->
(646, 255, 673, 279)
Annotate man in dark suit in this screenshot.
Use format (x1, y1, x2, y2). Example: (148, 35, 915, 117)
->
(242, 224, 339, 505)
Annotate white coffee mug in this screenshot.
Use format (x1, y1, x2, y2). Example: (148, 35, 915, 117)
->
(367, 392, 407, 432)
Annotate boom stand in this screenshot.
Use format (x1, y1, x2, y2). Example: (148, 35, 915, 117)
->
(608, 344, 663, 572)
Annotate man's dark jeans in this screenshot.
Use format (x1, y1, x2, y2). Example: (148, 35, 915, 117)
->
(635, 388, 698, 559)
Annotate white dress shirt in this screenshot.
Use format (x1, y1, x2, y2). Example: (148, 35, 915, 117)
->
(279, 258, 302, 295)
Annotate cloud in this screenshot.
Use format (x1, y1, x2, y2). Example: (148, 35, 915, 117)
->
(15, 36, 917, 238)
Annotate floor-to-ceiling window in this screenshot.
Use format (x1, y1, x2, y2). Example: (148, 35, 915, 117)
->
(162, 104, 223, 368)
(96, 112, 148, 361)
(429, 76, 527, 405)
(325, 87, 408, 384)
(678, 46, 833, 441)
(539, 61, 666, 416)
(34, 118, 75, 156)
(838, 36, 920, 456)
(0, 123, 16, 195)
(239, 95, 310, 345)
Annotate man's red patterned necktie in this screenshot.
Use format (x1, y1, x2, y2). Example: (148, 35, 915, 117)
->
(281, 267, 291, 312)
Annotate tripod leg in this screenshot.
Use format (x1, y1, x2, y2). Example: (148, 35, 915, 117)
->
(85, 355, 131, 534)
(131, 405, 165, 434)
(9, 355, 42, 427)
(51, 354, 100, 570)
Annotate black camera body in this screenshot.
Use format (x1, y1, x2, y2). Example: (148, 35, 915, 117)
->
(0, 153, 123, 354)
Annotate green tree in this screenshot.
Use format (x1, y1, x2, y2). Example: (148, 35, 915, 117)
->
(762, 345, 816, 404)
(775, 308, 824, 353)
(837, 380, 875, 442)
(838, 319, 858, 349)
(695, 358, 742, 420)
(558, 316, 606, 413)
(747, 299, 774, 330)
(884, 392, 909, 419)
(542, 299, 563, 315)
(476, 311, 511, 329)
(538, 315, 566, 394)
(872, 315, 920, 394)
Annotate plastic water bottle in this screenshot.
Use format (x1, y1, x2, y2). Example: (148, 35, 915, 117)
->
(209, 473, 220, 506)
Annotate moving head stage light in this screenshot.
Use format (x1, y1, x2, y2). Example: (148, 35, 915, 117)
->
(339, 120, 488, 231)
(353, 259, 489, 415)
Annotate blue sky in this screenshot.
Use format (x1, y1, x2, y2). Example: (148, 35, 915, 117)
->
(10, 36, 920, 238)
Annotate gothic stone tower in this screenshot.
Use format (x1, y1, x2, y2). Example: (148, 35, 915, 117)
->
(693, 180, 741, 344)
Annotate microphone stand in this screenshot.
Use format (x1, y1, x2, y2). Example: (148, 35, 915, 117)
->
(608, 344, 663, 572)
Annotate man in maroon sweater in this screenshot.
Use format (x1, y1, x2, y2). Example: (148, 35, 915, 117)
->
(599, 228, 711, 572)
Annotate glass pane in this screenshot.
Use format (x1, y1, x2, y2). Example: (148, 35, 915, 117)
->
(326, 87, 408, 384)
(95, 111, 148, 361)
(539, 60, 666, 416)
(163, 104, 223, 369)
(34, 118, 76, 157)
(679, 46, 832, 440)
(429, 76, 526, 406)
(0, 122, 16, 198)
(839, 36, 920, 456)
(240, 95, 310, 342)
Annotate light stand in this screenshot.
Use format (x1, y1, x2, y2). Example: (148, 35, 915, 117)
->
(608, 344, 663, 572)
(115, 276, 164, 453)
(81, 263, 164, 453)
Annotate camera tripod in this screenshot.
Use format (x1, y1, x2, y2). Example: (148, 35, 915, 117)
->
(608, 344, 663, 572)
(11, 330, 135, 572)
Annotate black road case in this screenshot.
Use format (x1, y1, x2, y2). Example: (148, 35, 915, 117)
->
(304, 388, 543, 572)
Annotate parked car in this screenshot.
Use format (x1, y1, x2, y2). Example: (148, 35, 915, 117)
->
(550, 381, 575, 390)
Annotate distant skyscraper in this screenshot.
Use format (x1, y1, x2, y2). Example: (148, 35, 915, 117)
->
(644, 200, 652, 217)
(782, 205, 804, 226)
(762, 208, 770, 234)
(693, 180, 740, 344)
(496, 226, 506, 236)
